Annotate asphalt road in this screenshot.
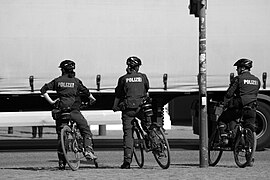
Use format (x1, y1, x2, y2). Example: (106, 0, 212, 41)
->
(0, 149, 270, 180)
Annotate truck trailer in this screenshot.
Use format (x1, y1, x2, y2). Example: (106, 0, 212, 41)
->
(0, 0, 270, 150)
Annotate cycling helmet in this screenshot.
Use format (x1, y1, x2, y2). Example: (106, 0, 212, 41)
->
(233, 58, 253, 69)
(126, 56, 142, 68)
(59, 60, 75, 70)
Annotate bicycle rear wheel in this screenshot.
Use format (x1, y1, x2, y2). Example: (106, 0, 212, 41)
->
(208, 129, 223, 166)
(151, 127, 170, 169)
(133, 127, 144, 168)
(234, 128, 254, 168)
(61, 125, 83, 171)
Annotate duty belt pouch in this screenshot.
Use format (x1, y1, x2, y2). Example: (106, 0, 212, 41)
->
(124, 97, 142, 109)
(51, 108, 61, 120)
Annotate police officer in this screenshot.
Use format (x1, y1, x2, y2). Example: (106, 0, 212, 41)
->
(112, 56, 150, 169)
(218, 58, 260, 164)
(40, 60, 97, 170)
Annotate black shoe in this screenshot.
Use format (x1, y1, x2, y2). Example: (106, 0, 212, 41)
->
(58, 161, 66, 170)
(120, 162, 130, 169)
(85, 150, 97, 160)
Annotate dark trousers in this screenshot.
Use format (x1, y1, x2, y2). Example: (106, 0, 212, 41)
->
(121, 109, 145, 163)
(218, 107, 256, 132)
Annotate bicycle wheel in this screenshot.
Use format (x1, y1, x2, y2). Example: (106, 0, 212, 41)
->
(208, 129, 223, 166)
(61, 125, 83, 171)
(233, 128, 254, 168)
(151, 127, 170, 169)
(133, 127, 144, 168)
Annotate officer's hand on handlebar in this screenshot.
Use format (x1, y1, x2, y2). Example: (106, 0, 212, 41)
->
(112, 106, 120, 112)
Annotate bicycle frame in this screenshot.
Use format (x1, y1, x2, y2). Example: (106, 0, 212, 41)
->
(60, 112, 98, 170)
(132, 116, 171, 169)
(209, 101, 255, 167)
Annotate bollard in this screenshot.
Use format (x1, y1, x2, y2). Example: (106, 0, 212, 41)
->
(38, 127, 43, 138)
(99, 125, 106, 136)
(32, 126, 37, 138)
(8, 127, 13, 134)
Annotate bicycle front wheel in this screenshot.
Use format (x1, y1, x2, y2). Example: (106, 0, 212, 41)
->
(208, 129, 223, 166)
(234, 128, 254, 168)
(61, 125, 82, 171)
(133, 127, 144, 168)
(151, 127, 171, 169)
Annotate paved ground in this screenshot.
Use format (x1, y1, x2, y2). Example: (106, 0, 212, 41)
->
(0, 150, 270, 180)
(1, 126, 270, 179)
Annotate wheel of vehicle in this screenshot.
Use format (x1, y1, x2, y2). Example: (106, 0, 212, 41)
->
(208, 129, 223, 166)
(152, 127, 171, 169)
(255, 101, 270, 150)
(61, 125, 82, 171)
(233, 128, 254, 168)
(133, 127, 144, 168)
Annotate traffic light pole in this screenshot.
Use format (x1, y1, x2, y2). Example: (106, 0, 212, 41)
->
(198, 0, 208, 167)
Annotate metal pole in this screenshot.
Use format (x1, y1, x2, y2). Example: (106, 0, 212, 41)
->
(199, 0, 208, 167)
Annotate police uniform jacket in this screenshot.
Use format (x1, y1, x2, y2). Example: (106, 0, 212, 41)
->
(115, 71, 149, 109)
(40, 74, 90, 110)
(225, 71, 261, 107)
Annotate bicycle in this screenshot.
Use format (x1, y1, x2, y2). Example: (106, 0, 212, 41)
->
(60, 108, 98, 171)
(132, 98, 171, 169)
(208, 101, 256, 168)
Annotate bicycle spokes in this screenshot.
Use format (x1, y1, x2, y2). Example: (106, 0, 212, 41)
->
(133, 128, 144, 168)
(234, 128, 254, 168)
(151, 128, 170, 169)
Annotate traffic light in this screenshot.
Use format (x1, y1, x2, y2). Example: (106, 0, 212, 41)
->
(189, 0, 206, 18)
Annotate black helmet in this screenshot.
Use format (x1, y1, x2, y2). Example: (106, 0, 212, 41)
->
(233, 58, 253, 69)
(126, 56, 142, 68)
(59, 60, 75, 70)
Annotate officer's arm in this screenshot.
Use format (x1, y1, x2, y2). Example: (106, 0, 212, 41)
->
(225, 77, 239, 99)
(112, 77, 125, 111)
(43, 93, 58, 105)
(40, 79, 58, 105)
(77, 79, 91, 97)
(143, 74, 150, 92)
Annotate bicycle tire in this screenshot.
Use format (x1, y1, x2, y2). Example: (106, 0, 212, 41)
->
(133, 127, 144, 168)
(152, 127, 171, 169)
(233, 128, 254, 168)
(208, 129, 223, 166)
(61, 125, 82, 171)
